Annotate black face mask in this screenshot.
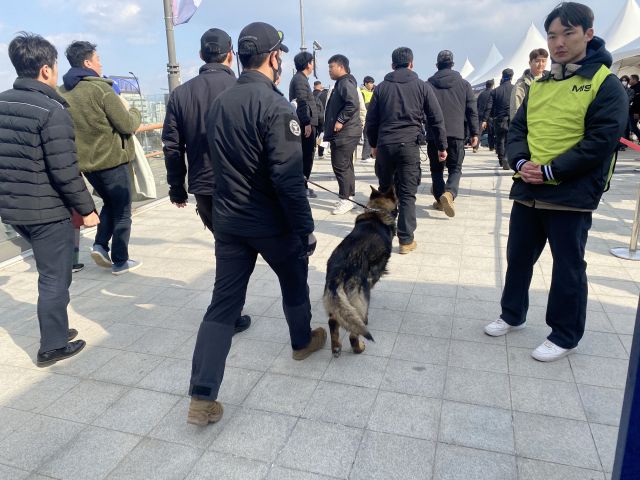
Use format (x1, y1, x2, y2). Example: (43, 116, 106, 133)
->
(272, 53, 282, 83)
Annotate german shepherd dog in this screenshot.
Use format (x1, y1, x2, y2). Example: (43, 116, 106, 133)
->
(323, 185, 399, 357)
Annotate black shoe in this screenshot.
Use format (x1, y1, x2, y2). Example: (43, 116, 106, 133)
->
(68, 329, 78, 341)
(234, 315, 251, 335)
(306, 188, 317, 198)
(72, 263, 84, 273)
(37, 340, 86, 368)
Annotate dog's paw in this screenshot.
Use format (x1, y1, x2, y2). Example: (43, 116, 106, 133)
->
(332, 347, 342, 358)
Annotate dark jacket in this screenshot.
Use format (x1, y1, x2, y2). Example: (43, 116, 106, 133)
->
(313, 88, 327, 130)
(289, 71, 318, 127)
(324, 74, 362, 142)
(162, 63, 236, 201)
(507, 37, 628, 210)
(205, 70, 314, 238)
(427, 68, 479, 140)
(0, 78, 95, 225)
(365, 68, 447, 150)
(629, 82, 640, 115)
(483, 80, 514, 122)
(477, 88, 493, 126)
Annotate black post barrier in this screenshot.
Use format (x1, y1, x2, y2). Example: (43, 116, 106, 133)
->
(611, 296, 640, 479)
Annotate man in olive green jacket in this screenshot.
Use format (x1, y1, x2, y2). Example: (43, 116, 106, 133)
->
(58, 41, 143, 275)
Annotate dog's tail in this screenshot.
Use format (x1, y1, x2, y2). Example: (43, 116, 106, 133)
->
(323, 281, 374, 342)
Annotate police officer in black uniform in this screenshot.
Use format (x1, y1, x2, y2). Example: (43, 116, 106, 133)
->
(482, 69, 514, 169)
(187, 23, 327, 426)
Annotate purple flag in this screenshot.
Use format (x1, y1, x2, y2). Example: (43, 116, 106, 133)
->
(172, 0, 202, 26)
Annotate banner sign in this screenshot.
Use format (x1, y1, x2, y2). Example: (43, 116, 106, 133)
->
(172, 0, 203, 26)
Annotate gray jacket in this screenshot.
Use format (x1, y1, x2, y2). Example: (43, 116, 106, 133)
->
(510, 69, 549, 119)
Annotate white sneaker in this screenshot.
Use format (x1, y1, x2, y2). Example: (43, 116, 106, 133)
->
(360, 158, 375, 164)
(332, 199, 354, 215)
(484, 318, 526, 337)
(532, 340, 575, 362)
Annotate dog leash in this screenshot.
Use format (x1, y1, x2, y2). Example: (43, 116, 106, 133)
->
(306, 179, 370, 210)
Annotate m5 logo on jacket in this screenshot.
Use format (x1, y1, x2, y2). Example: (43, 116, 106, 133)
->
(572, 85, 592, 93)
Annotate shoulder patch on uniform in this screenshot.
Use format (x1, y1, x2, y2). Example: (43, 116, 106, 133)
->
(284, 115, 302, 142)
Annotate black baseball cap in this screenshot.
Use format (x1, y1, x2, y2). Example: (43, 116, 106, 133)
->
(237, 22, 289, 55)
(437, 50, 454, 64)
(502, 68, 514, 79)
(201, 29, 233, 56)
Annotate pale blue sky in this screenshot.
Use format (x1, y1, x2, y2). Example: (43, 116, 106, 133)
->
(0, 0, 624, 95)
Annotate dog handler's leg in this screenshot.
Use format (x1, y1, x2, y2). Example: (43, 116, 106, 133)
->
(349, 333, 366, 354)
(329, 315, 342, 358)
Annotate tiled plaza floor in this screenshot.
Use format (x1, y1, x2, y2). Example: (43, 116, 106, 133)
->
(0, 146, 638, 479)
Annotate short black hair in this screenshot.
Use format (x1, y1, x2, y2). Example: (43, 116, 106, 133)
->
(328, 54, 350, 74)
(239, 51, 270, 70)
(8, 32, 57, 79)
(620, 75, 630, 82)
(437, 61, 452, 70)
(544, 2, 594, 34)
(529, 48, 549, 61)
(202, 48, 228, 64)
(392, 47, 413, 69)
(294, 51, 313, 72)
(65, 41, 97, 68)
(485, 80, 494, 89)
(632, 74, 640, 82)
(363, 76, 374, 84)
(313, 80, 322, 86)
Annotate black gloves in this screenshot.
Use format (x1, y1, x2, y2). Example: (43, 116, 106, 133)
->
(169, 185, 188, 204)
(300, 233, 317, 258)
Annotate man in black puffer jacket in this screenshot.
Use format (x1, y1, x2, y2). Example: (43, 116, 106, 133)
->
(427, 50, 479, 218)
(476, 80, 495, 151)
(483, 69, 514, 169)
(0, 33, 99, 367)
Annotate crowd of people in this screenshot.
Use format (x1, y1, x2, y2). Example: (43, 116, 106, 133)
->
(0, 1, 629, 428)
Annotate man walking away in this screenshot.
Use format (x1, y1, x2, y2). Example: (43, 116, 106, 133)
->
(313, 81, 327, 158)
(360, 76, 375, 163)
(477, 80, 495, 152)
(289, 51, 319, 198)
(427, 50, 479, 218)
(0, 33, 100, 366)
(366, 47, 447, 254)
(188, 23, 324, 426)
(324, 54, 362, 215)
(58, 41, 142, 275)
(510, 48, 549, 119)
(485, 2, 627, 362)
(482, 69, 514, 170)
(628, 74, 640, 142)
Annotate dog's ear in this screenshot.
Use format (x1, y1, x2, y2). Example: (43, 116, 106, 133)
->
(370, 185, 382, 199)
(384, 183, 398, 201)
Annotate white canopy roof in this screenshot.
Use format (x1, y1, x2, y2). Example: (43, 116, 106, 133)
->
(470, 23, 547, 87)
(467, 44, 502, 85)
(459, 57, 474, 79)
(613, 35, 640, 63)
(602, 0, 640, 54)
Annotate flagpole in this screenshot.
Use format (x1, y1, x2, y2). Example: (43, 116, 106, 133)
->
(299, 0, 306, 51)
(163, 0, 181, 93)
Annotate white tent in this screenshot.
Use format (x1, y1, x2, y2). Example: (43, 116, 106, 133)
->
(467, 44, 503, 85)
(470, 23, 547, 88)
(459, 57, 474, 79)
(611, 36, 640, 76)
(602, 0, 640, 54)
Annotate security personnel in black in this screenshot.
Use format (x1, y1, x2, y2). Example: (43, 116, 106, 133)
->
(476, 79, 495, 151)
(482, 69, 514, 169)
(187, 22, 327, 426)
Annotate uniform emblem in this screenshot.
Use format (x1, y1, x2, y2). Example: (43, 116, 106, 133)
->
(289, 120, 301, 136)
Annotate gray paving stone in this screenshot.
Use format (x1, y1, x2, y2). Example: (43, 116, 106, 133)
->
(268, 344, 332, 380)
(590, 423, 618, 473)
(504, 325, 552, 348)
(226, 338, 285, 371)
(517, 458, 606, 480)
(577, 331, 628, 359)
(243, 317, 292, 344)
(151, 287, 202, 307)
(432, 443, 517, 480)
(41, 379, 129, 423)
(454, 298, 501, 321)
(369, 290, 411, 311)
(619, 334, 633, 356)
(120, 304, 179, 327)
(399, 313, 453, 339)
(359, 329, 397, 357)
(390, 334, 450, 365)
(90, 351, 164, 386)
(368, 391, 441, 441)
(0, 415, 84, 471)
(37, 426, 141, 480)
(406, 294, 456, 316)
(448, 340, 508, 373)
(443, 367, 511, 409)
(510, 376, 586, 421)
(302, 381, 377, 428)
(168, 332, 197, 360)
(507, 346, 574, 382)
(0, 407, 34, 442)
(92, 388, 180, 436)
(439, 401, 514, 454)
(366, 307, 404, 332)
(349, 430, 436, 480)
(186, 451, 269, 480)
(0, 464, 29, 480)
(578, 385, 624, 426)
(47, 345, 121, 377)
(265, 466, 335, 480)
(276, 419, 362, 478)
(381, 359, 446, 398)
(159, 307, 206, 332)
(243, 295, 279, 316)
(211, 407, 297, 463)
(87, 322, 151, 349)
(216, 366, 264, 406)
(244, 373, 318, 416)
(106, 438, 201, 480)
(451, 317, 506, 344)
(3, 373, 81, 413)
(513, 411, 601, 470)
(136, 357, 191, 395)
(127, 327, 193, 356)
(570, 355, 629, 389)
(321, 352, 388, 389)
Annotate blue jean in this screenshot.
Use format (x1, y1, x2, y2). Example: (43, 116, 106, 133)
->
(84, 163, 132, 266)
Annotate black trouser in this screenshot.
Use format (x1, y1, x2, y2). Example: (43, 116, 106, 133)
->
(330, 136, 359, 199)
(427, 137, 465, 200)
(494, 117, 510, 164)
(190, 232, 313, 401)
(630, 114, 640, 142)
(482, 117, 496, 150)
(84, 163, 132, 266)
(12, 219, 74, 354)
(316, 122, 325, 157)
(361, 133, 373, 160)
(375, 143, 421, 246)
(302, 125, 317, 188)
(194, 194, 214, 233)
(501, 202, 592, 350)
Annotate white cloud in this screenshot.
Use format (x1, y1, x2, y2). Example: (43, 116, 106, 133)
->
(45, 32, 101, 52)
(77, 1, 144, 33)
(0, 43, 14, 93)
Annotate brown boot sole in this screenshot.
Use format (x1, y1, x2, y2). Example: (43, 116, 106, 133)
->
(440, 194, 455, 218)
(187, 401, 224, 425)
(292, 329, 327, 360)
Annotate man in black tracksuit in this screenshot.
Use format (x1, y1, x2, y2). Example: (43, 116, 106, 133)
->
(313, 81, 327, 158)
(484, 6, 627, 363)
(188, 23, 325, 426)
(628, 74, 640, 141)
(427, 50, 479, 218)
(324, 54, 362, 215)
(483, 69, 514, 169)
(366, 47, 448, 254)
(0, 33, 99, 366)
(289, 51, 319, 198)
(477, 80, 495, 151)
